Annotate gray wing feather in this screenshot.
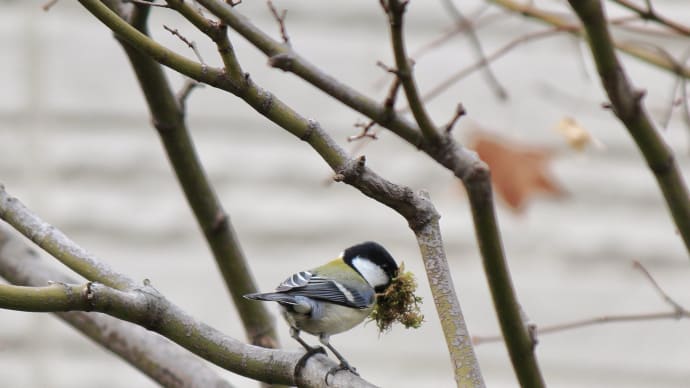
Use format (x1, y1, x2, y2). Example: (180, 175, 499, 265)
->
(276, 271, 312, 292)
(247, 271, 373, 309)
(282, 275, 372, 309)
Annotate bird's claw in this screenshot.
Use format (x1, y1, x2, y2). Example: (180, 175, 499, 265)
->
(294, 346, 327, 382)
(304, 345, 327, 357)
(325, 361, 358, 383)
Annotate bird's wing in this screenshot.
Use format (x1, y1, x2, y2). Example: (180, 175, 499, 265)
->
(276, 271, 313, 291)
(275, 271, 372, 309)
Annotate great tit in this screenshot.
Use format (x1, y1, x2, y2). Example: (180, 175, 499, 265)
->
(244, 241, 399, 375)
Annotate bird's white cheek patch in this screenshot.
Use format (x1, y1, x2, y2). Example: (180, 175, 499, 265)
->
(352, 257, 389, 288)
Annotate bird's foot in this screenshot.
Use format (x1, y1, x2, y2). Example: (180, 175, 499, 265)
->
(325, 361, 358, 383)
(304, 345, 327, 357)
(294, 346, 327, 381)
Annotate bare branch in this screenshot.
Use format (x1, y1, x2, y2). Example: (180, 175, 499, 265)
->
(384, 0, 441, 142)
(348, 121, 378, 142)
(474, 261, 690, 346)
(411, 4, 496, 60)
(444, 103, 466, 133)
(42, 0, 59, 11)
(490, 0, 690, 79)
(440, 0, 507, 100)
(267, 0, 290, 45)
(113, 0, 275, 348)
(633, 260, 686, 315)
(0, 201, 375, 387)
(568, 0, 690, 254)
(176, 79, 203, 110)
(611, 0, 690, 36)
(473, 311, 689, 345)
(0, 185, 136, 290)
(420, 27, 565, 106)
(0, 227, 233, 387)
(163, 24, 206, 65)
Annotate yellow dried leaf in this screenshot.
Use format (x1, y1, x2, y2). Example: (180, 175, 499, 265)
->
(554, 117, 592, 151)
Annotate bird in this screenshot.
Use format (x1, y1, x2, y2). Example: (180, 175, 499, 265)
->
(244, 241, 399, 376)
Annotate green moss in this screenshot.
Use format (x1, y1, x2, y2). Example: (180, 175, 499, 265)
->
(369, 263, 424, 333)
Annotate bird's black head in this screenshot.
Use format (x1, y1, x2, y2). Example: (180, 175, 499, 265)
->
(343, 241, 399, 292)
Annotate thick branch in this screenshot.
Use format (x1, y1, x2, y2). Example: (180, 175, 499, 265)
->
(0, 185, 135, 290)
(0, 226, 233, 388)
(105, 0, 279, 348)
(568, 0, 690, 254)
(0, 280, 374, 387)
(464, 168, 545, 388)
(0, 217, 375, 387)
(413, 205, 485, 387)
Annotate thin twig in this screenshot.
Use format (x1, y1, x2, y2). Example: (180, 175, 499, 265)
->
(632, 260, 686, 315)
(444, 103, 466, 133)
(165, 1, 243, 80)
(412, 4, 495, 59)
(440, 0, 507, 100)
(473, 311, 688, 345)
(383, 75, 403, 111)
(163, 25, 206, 65)
(176, 79, 203, 111)
(474, 260, 690, 346)
(348, 121, 378, 142)
(489, 0, 690, 79)
(419, 27, 564, 108)
(267, 0, 290, 45)
(346, 68, 400, 148)
(611, 0, 690, 36)
(42, 0, 59, 11)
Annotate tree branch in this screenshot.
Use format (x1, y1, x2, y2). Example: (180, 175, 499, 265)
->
(440, 0, 507, 100)
(195, 0, 426, 147)
(489, 0, 690, 79)
(74, 1, 540, 386)
(413, 192, 485, 387)
(568, 0, 690, 254)
(473, 310, 689, 345)
(101, 0, 280, 349)
(0, 280, 374, 387)
(473, 260, 690, 345)
(0, 185, 136, 291)
(384, 0, 441, 142)
(464, 163, 546, 388)
(611, 0, 690, 36)
(0, 206, 376, 388)
(192, 1, 540, 385)
(0, 226, 234, 388)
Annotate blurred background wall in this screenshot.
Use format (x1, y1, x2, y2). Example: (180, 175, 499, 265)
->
(1, 1, 689, 387)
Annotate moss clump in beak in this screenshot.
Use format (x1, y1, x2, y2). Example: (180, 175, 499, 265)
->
(370, 263, 424, 333)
